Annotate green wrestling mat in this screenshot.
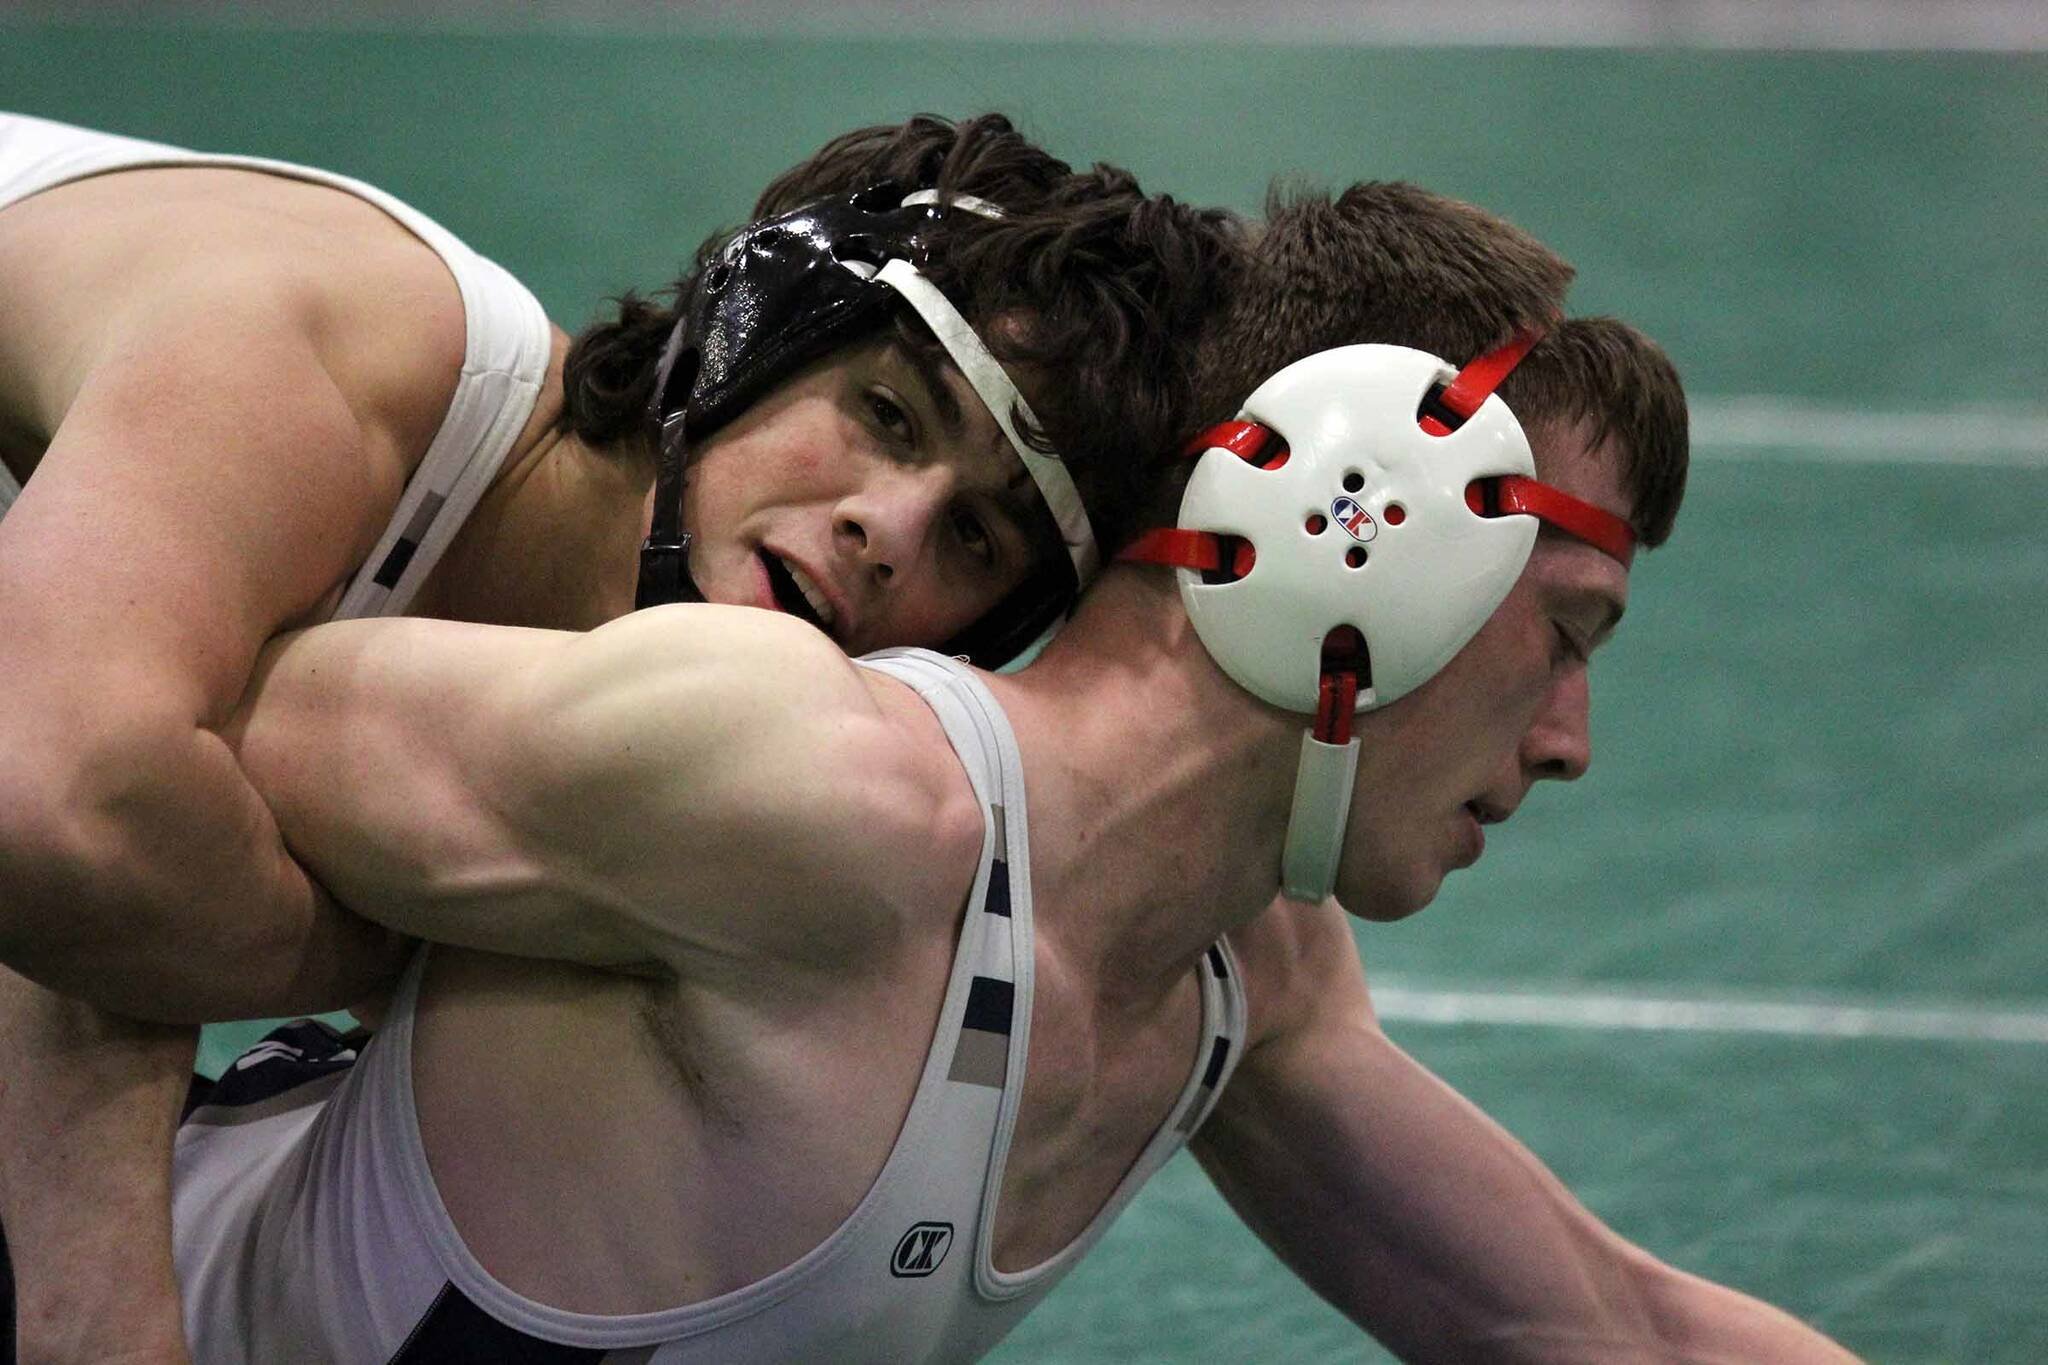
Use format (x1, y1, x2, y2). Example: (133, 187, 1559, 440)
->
(4, 17, 2042, 1361)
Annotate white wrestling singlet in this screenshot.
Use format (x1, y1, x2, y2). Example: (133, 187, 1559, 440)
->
(172, 650, 1250, 1363)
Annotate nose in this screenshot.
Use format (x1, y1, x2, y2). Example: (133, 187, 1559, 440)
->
(1523, 666, 1592, 783)
(833, 463, 953, 585)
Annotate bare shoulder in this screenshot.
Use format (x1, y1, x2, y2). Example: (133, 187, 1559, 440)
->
(0, 162, 469, 471)
(507, 607, 988, 973)
(0, 165, 501, 722)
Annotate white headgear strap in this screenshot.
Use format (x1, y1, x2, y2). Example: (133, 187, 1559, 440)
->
(872, 257, 1099, 584)
(898, 187, 1009, 220)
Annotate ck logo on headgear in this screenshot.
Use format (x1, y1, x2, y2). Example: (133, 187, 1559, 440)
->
(1330, 496, 1377, 542)
(890, 1221, 955, 1277)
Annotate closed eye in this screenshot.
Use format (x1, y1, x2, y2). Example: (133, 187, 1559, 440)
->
(1554, 622, 1591, 667)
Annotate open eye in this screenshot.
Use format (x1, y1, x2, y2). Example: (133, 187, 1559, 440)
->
(952, 505, 996, 567)
(866, 388, 916, 444)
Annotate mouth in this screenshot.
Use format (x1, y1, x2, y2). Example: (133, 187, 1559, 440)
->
(1458, 798, 1517, 869)
(759, 551, 840, 638)
(1456, 804, 1488, 868)
(1465, 799, 1510, 828)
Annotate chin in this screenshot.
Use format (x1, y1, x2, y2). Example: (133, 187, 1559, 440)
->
(1341, 870, 1442, 923)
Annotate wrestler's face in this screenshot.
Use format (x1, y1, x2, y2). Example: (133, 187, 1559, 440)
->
(680, 336, 1061, 656)
(1337, 423, 1634, 921)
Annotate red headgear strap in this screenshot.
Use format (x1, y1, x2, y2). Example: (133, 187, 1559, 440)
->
(1129, 331, 1638, 575)
(1469, 476, 1636, 568)
(1179, 419, 1271, 462)
(1419, 328, 1540, 436)
(1122, 334, 1638, 745)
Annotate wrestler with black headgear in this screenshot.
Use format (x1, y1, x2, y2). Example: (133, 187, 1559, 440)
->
(0, 109, 1236, 1363)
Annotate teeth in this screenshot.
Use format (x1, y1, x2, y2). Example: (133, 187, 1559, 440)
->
(782, 560, 836, 629)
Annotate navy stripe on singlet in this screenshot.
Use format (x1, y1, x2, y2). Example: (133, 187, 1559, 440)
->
(370, 492, 448, 589)
(950, 975, 1016, 1088)
(386, 1284, 616, 1364)
(984, 861, 1011, 917)
(1200, 1036, 1232, 1090)
(182, 1018, 367, 1120)
(984, 804, 1011, 917)
(962, 976, 1014, 1035)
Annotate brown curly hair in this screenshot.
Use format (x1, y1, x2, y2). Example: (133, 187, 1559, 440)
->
(559, 113, 1244, 559)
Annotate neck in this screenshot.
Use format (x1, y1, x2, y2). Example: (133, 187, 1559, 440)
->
(985, 566, 1304, 1003)
(430, 425, 653, 631)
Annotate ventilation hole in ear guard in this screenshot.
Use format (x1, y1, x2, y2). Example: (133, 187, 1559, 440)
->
(836, 233, 890, 268)
(1418, 380, 1463, 435)
(1464, 478, 1500, 517)
(850, 183, 902, 213)
(1259, 443, 1291, 471)
(1305, 514, 1327, 535)
(1344, 546, 1367, 569)
(1322, 624, 1368, 672)
(1341, 471, 1364, 493)
(1316, 625, 1371, 741)
(702, 262, 732, 295)
(1199, 535, 1256, 586)
(1383, 503, 1406, 526)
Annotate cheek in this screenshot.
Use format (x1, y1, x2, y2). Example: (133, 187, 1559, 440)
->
(872, 579, 1005, 649)
(1464, 620, 1556, 737)
(685, 408, 841, 525)
(752, 404, 849, 484)
(749, 440, 828, 494)
(679, 442, 740, 531)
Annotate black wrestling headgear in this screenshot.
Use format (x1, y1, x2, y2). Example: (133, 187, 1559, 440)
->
(635, 186, 1099, 667)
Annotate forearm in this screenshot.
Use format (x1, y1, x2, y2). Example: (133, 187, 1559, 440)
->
(0, 968, 192, 1365)
(0, 716, 406, 1022)
(1200, 917, 1862, 1365)
(1632, 1261, 1861, 1365)
(1443, 1276, 1861, 1364)
(227, 618, 624, 962)
(1207, 1064, 1861, 1364)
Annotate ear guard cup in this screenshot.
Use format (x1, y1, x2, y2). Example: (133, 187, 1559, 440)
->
(1174, 344, 1539, 714)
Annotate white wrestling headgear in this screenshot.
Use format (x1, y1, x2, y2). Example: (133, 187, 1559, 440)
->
(1123, 337, 1637, 902)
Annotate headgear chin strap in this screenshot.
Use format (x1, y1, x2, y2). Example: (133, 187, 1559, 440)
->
(1120, 338, 1637, 902)
(635, 186, 1097, 663)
